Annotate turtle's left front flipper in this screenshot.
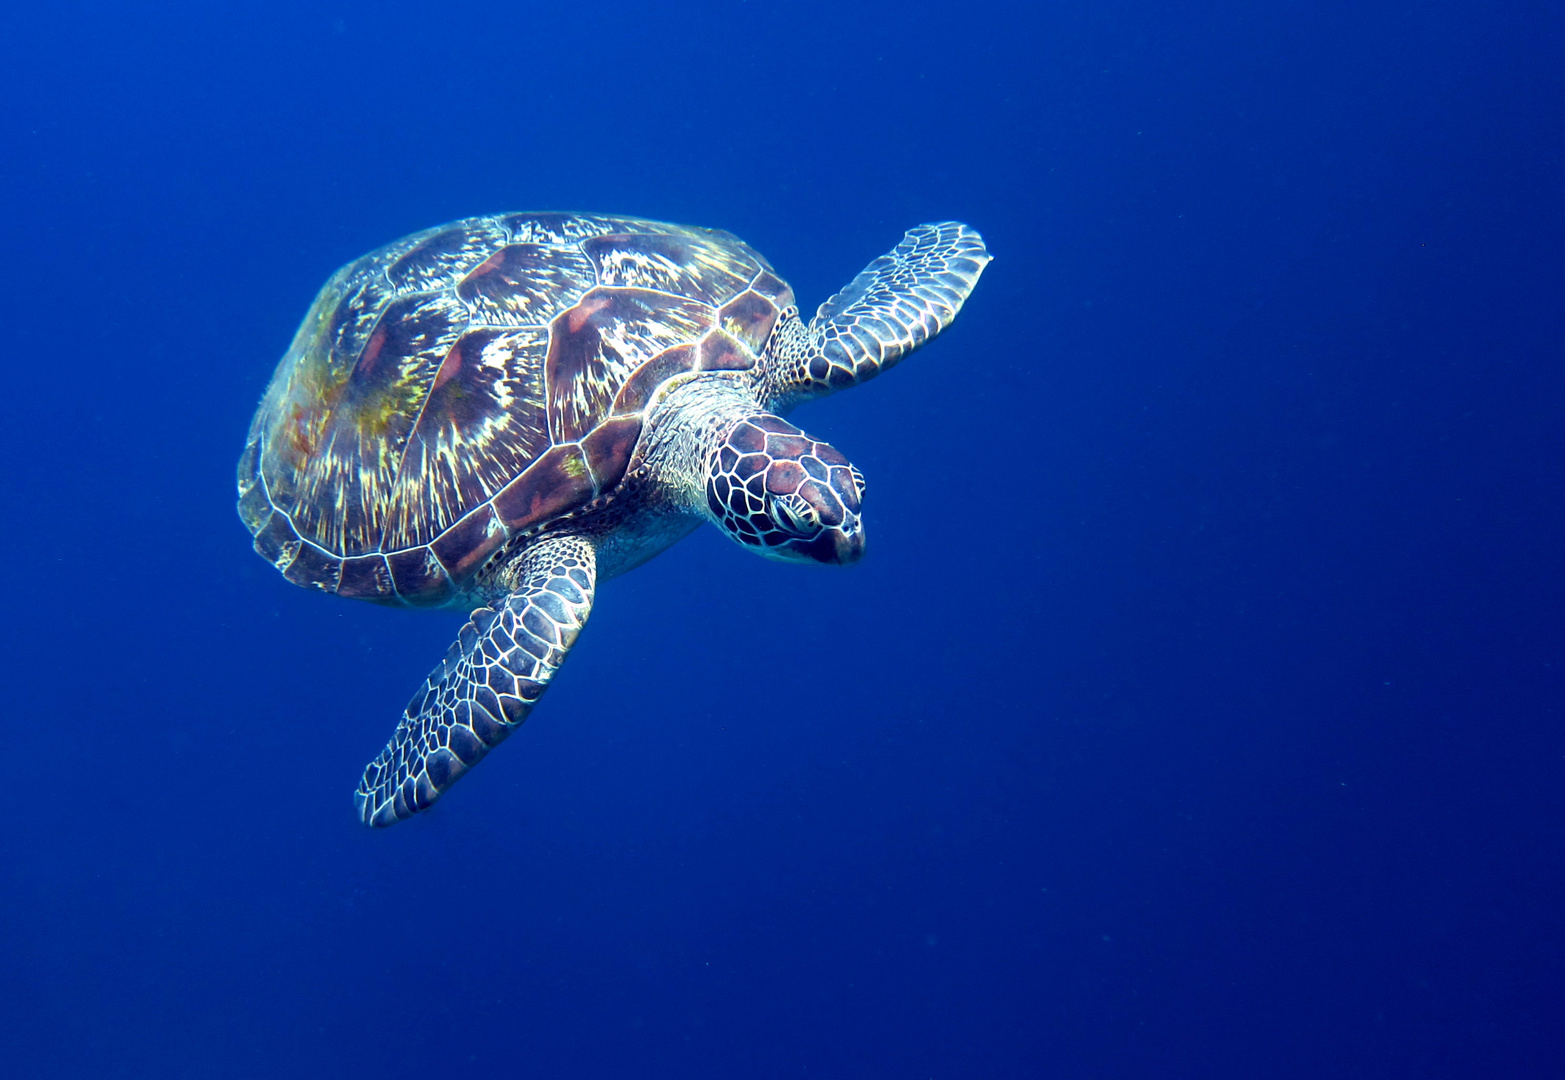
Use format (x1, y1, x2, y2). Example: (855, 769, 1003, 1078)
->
(782, 222, 990, 400)
(355, 536, 596, 827)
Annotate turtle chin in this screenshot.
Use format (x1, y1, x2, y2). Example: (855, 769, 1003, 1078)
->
(776, 517, 866, 566)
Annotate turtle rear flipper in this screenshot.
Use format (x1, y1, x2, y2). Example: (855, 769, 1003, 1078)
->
(794, 222, 989, 397)
(355, 536, 596, 827)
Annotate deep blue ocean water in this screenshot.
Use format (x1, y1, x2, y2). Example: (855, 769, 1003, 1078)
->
(2, 1, 1562, 1076)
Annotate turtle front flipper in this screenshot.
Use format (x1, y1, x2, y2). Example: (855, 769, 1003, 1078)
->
(765, 222, 990, 405)
(355, 535, 596, 827)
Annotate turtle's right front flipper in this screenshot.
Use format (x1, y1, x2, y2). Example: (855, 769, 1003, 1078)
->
(355, 536, 596, 827)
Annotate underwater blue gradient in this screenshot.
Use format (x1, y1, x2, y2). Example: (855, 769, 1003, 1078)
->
(1, 1, 1561, 1076)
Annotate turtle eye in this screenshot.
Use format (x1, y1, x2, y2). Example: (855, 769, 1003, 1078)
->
(772, 492, 821, 537)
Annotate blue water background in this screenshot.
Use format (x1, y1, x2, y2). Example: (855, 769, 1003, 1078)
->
(1, 1, 1562, 1076)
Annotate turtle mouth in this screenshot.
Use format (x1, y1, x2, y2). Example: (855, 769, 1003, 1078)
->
(788, 519, 865, 566)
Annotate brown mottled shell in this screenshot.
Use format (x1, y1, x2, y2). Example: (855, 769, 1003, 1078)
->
(237, 213, 795, 606)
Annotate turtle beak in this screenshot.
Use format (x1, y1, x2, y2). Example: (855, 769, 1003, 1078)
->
(830, 516, 866, 564)
(788, 513, 865, 566)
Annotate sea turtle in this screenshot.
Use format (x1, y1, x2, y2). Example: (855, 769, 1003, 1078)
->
(238, 213, 989, 826)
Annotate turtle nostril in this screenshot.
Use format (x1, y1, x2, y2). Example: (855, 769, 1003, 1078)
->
(833, 525, 867, 565)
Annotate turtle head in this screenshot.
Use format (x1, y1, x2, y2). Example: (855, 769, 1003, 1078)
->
(705, 414, 866, 566)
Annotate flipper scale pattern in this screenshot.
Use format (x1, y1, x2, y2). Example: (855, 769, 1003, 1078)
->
(354, 535, 596, 826)
(809, 221, 989, 387)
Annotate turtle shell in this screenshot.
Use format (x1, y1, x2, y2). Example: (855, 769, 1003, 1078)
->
(237, 213, 796, 606)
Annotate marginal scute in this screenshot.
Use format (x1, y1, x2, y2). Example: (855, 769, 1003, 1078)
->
(749, 269, 796, 312)
(236, 440, 260, 494)
(717, 290, 781, 353)
(388, 546, 455, 606)
(695, 328, 754, 372)
(253, 512, 301, 568)
(492, 444, 593, 533)
(338, 554, 395, 600)
(236, 474, 272, 532)
(280, 542, 340, 591)
(430, 503, 508, 580)
(580, 415, 644, 492)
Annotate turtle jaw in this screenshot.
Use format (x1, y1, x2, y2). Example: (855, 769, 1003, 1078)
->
(777, 516, 866, 566)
